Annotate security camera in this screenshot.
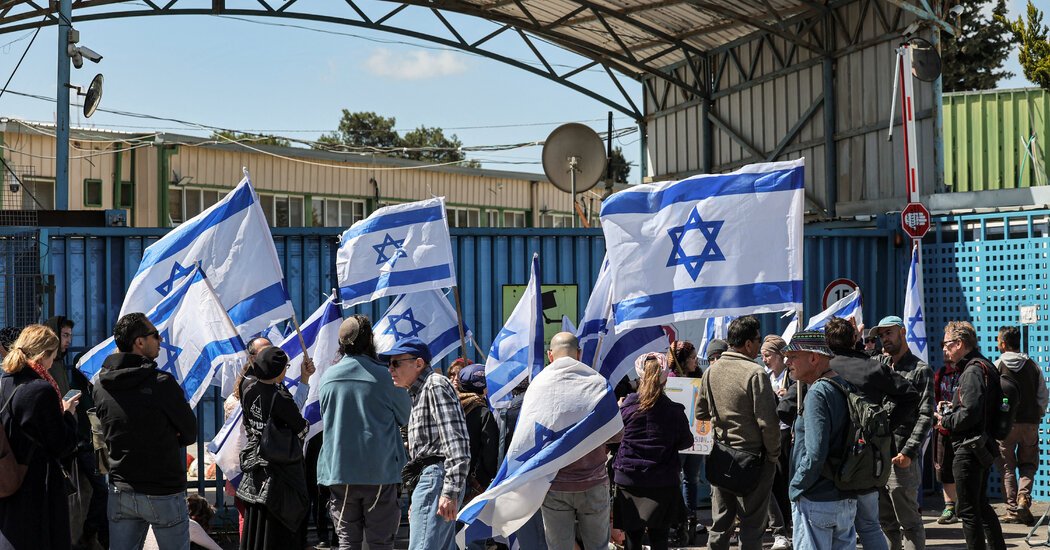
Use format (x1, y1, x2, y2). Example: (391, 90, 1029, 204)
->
(78, 46, 103, 64)
(8, 182, 19, 194)
(70, 50, 83, 69)
(948, 4, 964, 17)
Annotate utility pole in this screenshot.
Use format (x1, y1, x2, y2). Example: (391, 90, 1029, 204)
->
(55, 0, 72, 211)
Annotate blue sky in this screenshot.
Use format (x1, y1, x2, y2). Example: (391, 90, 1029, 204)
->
(0, 2, 1036, 183)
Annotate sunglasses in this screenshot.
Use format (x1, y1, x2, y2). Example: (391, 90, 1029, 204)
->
(388, 358, 417, 369)
(140, 330, 160, 340)
(941, 338, 960, 347)
(863, 338, 879, 344)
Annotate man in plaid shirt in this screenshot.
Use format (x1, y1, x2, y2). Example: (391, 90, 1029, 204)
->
(383, 337, 470, 550)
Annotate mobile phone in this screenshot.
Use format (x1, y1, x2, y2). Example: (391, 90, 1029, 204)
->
(63, 389, 81, 401)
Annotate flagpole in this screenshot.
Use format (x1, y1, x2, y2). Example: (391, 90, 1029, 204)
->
(470, 335, 488, 363)
(452, 286, 469, 360)
(591, 296, 615, 369)
(289, 311, 312, 364)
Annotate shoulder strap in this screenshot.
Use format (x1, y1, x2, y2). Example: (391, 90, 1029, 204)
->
(0, 377, 20, 416)
(702, 371, 727, 442)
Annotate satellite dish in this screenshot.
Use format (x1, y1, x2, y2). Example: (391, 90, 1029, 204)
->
(909, 38, 941, 82)
(83, 73, 103, 118)
(542, 123, 607, 195)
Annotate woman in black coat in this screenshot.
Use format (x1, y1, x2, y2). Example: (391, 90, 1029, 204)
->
(236, 346, 309, 550)
(0, 324, 79, 549)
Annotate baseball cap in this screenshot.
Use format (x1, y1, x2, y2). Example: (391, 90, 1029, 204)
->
(784, 331, 835, 357)
(875, 316, 905, 329)
(457, 363, 487, 394)
(378, 337, 432, 364)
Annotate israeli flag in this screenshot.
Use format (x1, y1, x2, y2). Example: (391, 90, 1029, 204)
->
(78, 266, 247, 408)
(486, 254, 544, 409)
(806, 288, 863, 331)
(374, 290, 471, 365)
(337, 197, 457, 307)
(904, 243, 928, 363)
(577, 258, 667, 383)
(457, 354, 624, 546)
(600, 159, 805, 332)
(781, 311, 800, 342)
(697, 316, 735, 361)
(120, 173, 293, 339)
(208, 295, 343, 488)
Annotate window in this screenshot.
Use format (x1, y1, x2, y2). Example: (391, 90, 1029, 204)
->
(447, 206, 481, 228)
(83, 179, 103, 207)
(539, 213, 574, 228)
(185, 189, 202, 220)
(258, 192, 305, 227)
(314, 198, 367, 227)
(21, 177, 55, 210)
(168, 188, 183, 225)
(311, 198, 324, 227)
(289, 197, 304, 227)
(202, 190, 221, 210)
(117, 182, 134, 210)
(504, 211, 527, 228)
(487, 211, 499, 227)
(169, 187, 231, 225)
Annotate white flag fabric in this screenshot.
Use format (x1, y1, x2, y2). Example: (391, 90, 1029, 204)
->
(456, 357, 623, 546)
(374, 290, 471, 365)
(337, 197, 457, 307)
(600, 159, 805, 332)
(806, 288, 863, 332)
(208, 295, 343, 488)
(77, 266, 247, 408)
(119, 172, 293, 339)
(904, 243, 929, 363)
(485, 254, 545, 409)
(577, 258, 668, 384)
(781, 311, 800, 342)
(561, 315, 577, 335)
(697, 316, 735, 361)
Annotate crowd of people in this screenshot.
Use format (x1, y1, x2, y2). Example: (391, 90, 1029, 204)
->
(0, 309, 1045, 550)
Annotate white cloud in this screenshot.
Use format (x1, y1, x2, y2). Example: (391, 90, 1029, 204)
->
(363, 48, 468, 80)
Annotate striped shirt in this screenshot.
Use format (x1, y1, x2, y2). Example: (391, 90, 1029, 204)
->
(407, 369, 470, 499)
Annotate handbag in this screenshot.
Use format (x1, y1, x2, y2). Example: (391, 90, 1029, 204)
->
(0, 378, 29, 498)
(259, 391, 304, 465)
(401, 454, 444, 494)
(702, 379, 764, 495)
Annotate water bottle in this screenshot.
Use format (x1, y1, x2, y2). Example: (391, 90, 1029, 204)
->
(1000, 398, 1010, 413)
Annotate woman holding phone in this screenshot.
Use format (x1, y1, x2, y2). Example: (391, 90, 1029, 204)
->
(0, 324, 80, 549)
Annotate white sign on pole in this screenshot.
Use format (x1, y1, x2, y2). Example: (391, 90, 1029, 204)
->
(665, 377, 714, 455)
(1020, 305, 1038, 325)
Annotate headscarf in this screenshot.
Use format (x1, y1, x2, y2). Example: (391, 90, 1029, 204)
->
(761, 335, 787, 357)
(634, 352, 670, 383)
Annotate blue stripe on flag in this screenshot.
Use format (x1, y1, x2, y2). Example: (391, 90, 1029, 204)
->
(613, 280, 803, 325)
(601, 166, 804, 216)
(279, 299, 342, 359)
(303, 401, 321, 426)
(227, 281, 292, 328)
(430, 325, 462, 359)
(338, 264, 453, 303)
(148, 269, 208, 326)
(597, 326, 665, 380)
(530, 257, 544, 379)
(136, 183, 255, 274)
(340, 204, 445, 242)
(181, 337, 246, 401)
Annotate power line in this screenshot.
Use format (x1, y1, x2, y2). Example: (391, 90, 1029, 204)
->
(0, 14, 46, 105)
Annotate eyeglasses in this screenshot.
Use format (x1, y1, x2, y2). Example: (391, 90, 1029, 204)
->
(863, 338, 879, 344)
(388, 358, 416, 369)
(941, 338, 960, 347)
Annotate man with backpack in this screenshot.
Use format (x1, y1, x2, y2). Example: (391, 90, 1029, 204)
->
(935, 321, 1006, 550)
(994, 326, 1048, 526)
(783, 330, 857, 550)
(824, 318, 918, 550)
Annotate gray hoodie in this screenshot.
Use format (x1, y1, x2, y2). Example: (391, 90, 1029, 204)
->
(997, 351, 1049, 414)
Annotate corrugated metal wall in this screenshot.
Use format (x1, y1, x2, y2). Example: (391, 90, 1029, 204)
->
(943, 88, 1050, 192)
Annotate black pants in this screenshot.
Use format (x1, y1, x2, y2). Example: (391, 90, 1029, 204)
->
(769, 429, 792, 535)
(76, 448, 109, 543)
(626, 528, 669, 550)
(300, 435, 332, 546)
(952, 445, 1006, 550)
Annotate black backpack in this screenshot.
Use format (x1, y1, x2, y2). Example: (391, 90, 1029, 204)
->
(818, 377, 894, 492)
(972, 358, 1013, 440)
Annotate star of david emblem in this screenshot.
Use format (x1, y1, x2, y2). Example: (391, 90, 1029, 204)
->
(489, 328, 517, 361)
(156, 329, 184, 383)
(666, 206, 726, 281)
(907, 308, 927, 353)
(373, 234, 407, 267)
(384, 308, 427, 340)
(154, 261, 195, 297)
(515, 421, 571, 464)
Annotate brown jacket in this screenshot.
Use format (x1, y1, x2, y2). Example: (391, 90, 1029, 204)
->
(695, 351, 781, 461)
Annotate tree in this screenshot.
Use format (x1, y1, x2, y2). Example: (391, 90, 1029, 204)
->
(1001, 1, 1050, 90)
(315, 110, 479, 167)
(401, 126, 465, 163)
(318, 110, 401, 150)
(211, 131, 290, 147)
(607, 146, 631, 184)
(940, 0, 1014, 92)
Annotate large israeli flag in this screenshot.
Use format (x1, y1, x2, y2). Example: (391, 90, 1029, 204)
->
(577, 258, 667, 383)
(600, 159, 805, 332)
(120, 173, 293, 339)
(208, 295, 343, 488)
(337, 197, 457, 307)
(457, 355, 623, 546)
(806, 288, 863, 331)
(374, 290, 470, 364)
(904, 243, 928, 363)
(697, 316, 735, 362)
(486, 254, 544, 409)
(78, 266, 247, 408)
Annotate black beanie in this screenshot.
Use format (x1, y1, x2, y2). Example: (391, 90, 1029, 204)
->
(251, 346, 289, 380)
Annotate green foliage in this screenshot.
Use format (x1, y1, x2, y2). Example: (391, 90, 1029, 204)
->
(315, 110, 476, 167)
(608, 146, 631, 184)
(211, 131, 290, 147)
(941, 0, 1014, 92)
(1001, 1, 1050, 90)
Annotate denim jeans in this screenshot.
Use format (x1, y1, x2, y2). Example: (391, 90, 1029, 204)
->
(541, 481, 610, 550)
(408, 464, 463, 550)
(107, 486, 188, 550)
(792, 496, 857, 550)
(679, 453, 706, 511)
(513, 511, 548, 550)
(855, 490, 889, 550)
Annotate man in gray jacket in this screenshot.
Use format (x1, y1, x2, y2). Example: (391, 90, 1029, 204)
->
(696, 316, 781, 550)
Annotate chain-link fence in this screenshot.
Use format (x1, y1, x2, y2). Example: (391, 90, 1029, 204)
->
(0, 228, 44, 329)
(0, 162, 48, 211)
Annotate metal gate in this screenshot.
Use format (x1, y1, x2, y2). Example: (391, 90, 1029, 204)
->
(0, 227, 46, 329)
(923, 208, 1050, 499)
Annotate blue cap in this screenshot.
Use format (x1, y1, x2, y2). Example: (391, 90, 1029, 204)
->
(378, 337, 432, 364)
(876, 316, 904, 329)
(458, 363, 487, 394)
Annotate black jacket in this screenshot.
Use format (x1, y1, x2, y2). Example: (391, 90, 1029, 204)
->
(942, 349, 996, 444)
(92, 352, 197, 495)
(829, 348, 921, 446)
(461, 393, 500, 490)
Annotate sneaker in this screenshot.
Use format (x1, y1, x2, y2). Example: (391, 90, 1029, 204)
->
(938, 506, 958, 525)
(1000, 511, 1024, 524)
(772, 535, 792, 549)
